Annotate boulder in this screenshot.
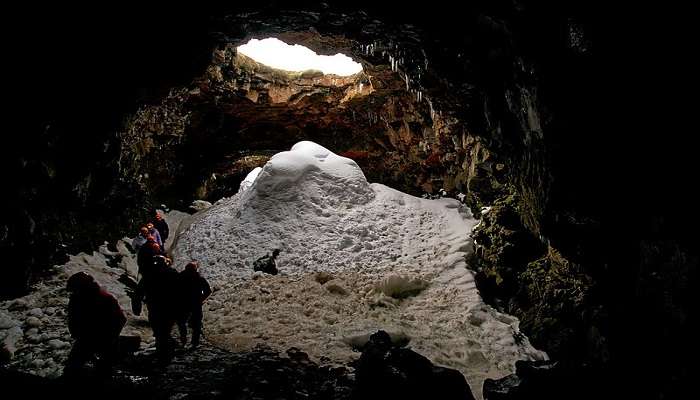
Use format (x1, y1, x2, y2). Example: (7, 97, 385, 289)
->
(27, 308, 43, 317)
(25, 316, 41, 328)
(353, 330, 475, 400)
(0, 343, 13, 363)
(482, 360, 604, 400)
(190, 200, 213, 212)
(0, 312, 18, 329)
(47, 339, 70, 350)
(483, 374, 521, 400)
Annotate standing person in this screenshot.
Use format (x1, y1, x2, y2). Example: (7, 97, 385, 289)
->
(132, 226, 149, 252)
(64, 272, 126, 377)
(177, 262, 211, 349)
(133, 255, 179, 363)
(146, 223, 163, 249)
(152, 212, 169, 245)
(137, 236, 161, 276)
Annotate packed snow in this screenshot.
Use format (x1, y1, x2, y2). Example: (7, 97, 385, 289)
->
(0, 141, 545, 397)
(172, 141, 547, 395)
(238, 167, 262, 192)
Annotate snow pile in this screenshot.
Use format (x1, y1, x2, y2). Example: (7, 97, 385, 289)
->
(238, 167, 262, 192)
(173, 141, 546, 395)
(0, 210, 190, 377)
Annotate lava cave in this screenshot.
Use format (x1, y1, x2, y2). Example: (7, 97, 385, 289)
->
(1, 1, 695, 400)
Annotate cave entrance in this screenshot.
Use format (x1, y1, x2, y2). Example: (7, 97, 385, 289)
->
(237, 37, 363, 76)
(126, 26, 462, 210)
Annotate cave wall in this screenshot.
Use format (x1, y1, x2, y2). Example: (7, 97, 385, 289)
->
(3, 4, 216, 298)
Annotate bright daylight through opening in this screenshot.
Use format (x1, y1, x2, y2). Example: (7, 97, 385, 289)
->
(237, 37, 363, 76)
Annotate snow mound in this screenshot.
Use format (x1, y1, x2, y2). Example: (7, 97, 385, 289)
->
(172, 141, 546, 397)
(243, 141, 374, 206)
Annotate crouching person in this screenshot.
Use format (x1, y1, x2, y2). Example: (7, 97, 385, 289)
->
(64, 272, 126, 377)
(178, 262, 211, 349)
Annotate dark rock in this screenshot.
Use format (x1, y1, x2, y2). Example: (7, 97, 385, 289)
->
(483, 373, 521, 400)
(314, 271, 335, 285)
(253, 251, 279, 275)
(117, 336, 142, 358)
(482, 360, 611, 400)
(353, 330, 475, 400)
(105, 254, 123, 270)
(286, 347, 311, 364)
(469, 193, 604, 362)
(343, 331, 411, 351)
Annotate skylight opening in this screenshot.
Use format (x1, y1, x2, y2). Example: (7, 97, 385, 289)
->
(237, 37, 363, 76)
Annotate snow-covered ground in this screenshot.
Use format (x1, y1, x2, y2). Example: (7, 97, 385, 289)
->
(0, 141, 545, 396)
(172, 141, 547, 394)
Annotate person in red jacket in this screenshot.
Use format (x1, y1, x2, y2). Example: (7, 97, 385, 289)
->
(64, 272, 126, 376)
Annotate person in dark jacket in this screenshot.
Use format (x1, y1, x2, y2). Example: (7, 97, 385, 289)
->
(177, 261, 211, 348)
(152, 212, 169, 244)
(253, 249, 280, 275)
(64, 272, 126, 376)
(137, 236, 161, 276)
(133, 255, 179, 362)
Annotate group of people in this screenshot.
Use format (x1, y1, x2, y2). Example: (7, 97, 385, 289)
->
(64, 211, 211, 376)
(132, 212, 169, 254)
(131, 256, 211, 362)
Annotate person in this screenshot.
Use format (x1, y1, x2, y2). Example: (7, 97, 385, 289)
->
(133, 255, 179, 363)
(131, 226, 149, 252)
(253, 249, 280, 275)
(64, 272, 126, 376)
(152, 212, 169, 244)
(146, 223, 163, 249)
(137, 235, 161, 276)
(177, 261, 212, 349)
